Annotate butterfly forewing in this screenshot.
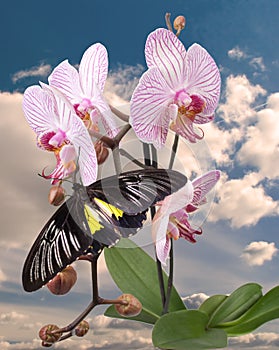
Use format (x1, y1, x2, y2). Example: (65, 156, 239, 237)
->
(22, 196, 94, 292)
(87, 169, 187, 214)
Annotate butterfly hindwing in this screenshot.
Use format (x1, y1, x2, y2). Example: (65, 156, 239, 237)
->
(22, 196, 99, 292)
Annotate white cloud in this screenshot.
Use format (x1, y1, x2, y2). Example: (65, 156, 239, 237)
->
(0, 268, 6, 283)
(211, 172, 278, 228)
(0, 311, 27, 324)
(241, 241, 278, 266)
(228, 46, 248, 61)
(237, 92, 279, 179)
(182, 293, 209, 309)
(218, 75, 266, 124)
(249, 57, 266, 72)
(104, 64, 144, 105)
(12, 63, 52, 83)
(228, 332, 279, 348)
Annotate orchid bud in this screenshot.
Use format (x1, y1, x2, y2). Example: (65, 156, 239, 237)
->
(48, 185, 65, 206)
(114, 294, 142, 317)
(173, 15, 186, 31)
(39, 324, 62, 343)
(94, 140, 109, 165)
(46, 266, 77, 295)
(75, 320, 90, 337)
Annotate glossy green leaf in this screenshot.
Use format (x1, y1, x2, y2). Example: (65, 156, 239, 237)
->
(199, 295, 228, 319)
(208, 283, 262, 327)
(219, 285, 279, 336)
(104, 238, 186, 324)
(152, 310, 227, 349)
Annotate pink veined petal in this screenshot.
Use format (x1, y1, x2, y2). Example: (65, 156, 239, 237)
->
(159, 181, 194, 217)
(184, 43, 221, 116)
(130, 67, 174, 148)
(68, 111, 98, 186)
(145, 28, 187, 89)
(152, 211, 171, 265)
(91, 84, 119, 137)
(41, 83, 76, 134)
(194, 113, 215, 125)
(60, 144, 76, 164)
(190, 170, 221, 206)
(48, 60, 83, 103)
(167, 221, 180, 240)
(79, 43, 108, 95)
(170, 114, 204, 143)
(22, 85, 58, 135)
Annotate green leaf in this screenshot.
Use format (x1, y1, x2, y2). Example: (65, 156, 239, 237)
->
(219, 285, 279, 336)
(152, 310, 227, 349)
(199, 295, 228, 319)
(104, 238, 185, 324)
(208, 283, 262, 327)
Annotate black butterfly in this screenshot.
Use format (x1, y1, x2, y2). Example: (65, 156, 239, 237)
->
(22, 168, 187, 292)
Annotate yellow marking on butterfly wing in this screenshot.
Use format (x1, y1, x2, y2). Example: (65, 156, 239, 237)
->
(94, 198, 124, 219)
(84, 204, 104, 235)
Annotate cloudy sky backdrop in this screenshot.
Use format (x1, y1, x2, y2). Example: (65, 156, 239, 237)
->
(1, 0, 279, 349)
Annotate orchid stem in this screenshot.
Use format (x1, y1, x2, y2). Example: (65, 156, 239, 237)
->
(113, 147, 122, 174)
(119, 148, 150, 169)
(168, 134, 179, 169)
(142, 142, 151, 166)
(143, 143, 167, 308)
(163, 238, 174, 314)
(165, 12, 173, 32)
(110, 105, 129, 123)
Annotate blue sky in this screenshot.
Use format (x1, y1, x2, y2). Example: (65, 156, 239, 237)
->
(1, 0, 279, 349)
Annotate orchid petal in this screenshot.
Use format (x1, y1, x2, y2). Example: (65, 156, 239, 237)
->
(145, 28, 187, 89)
(190, 170, 221, 206)
(22, 85, 58, 135)
(152, 211, 171, 265)
(41, 83, 75, 133)
(167, 221, 180, 240)
(170, 114, 204, 143)
(91, 83, 119, 137)
(184, 43, 221, 116)
(130, 67, 174, 148)
(69, 112, 97, 186)
(158, 181, 194, 217)
(48, 60, 83, 103)
(60, 144, 76, 164)
(79, 43, 108, 94)
(43, 84, 98, 185)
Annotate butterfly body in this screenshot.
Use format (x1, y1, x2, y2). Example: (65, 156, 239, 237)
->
(22, 169, 187, 292)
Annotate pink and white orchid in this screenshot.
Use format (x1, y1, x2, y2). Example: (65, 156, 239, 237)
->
(130, 28, 221, 148)
(153, 170, 221, 264)
(23, 83, 97, 186)
(48, 43, 118, 138)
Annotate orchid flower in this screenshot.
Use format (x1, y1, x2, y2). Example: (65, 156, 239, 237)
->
(23, 83, 97, 186)
(130, 28, 221, 148)
(153, 170, 221, 264)
(48, 43, 118, 138)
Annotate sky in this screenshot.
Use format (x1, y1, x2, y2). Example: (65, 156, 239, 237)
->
(1, 0, 279, 349)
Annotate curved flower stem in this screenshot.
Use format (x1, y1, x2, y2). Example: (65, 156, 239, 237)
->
(165, 12, 173, 32)
(163, 238, 174, 314)
(119, 148, 150, 169)
(168, 134, 179, 169)
(110, 105, 129, 123)
(142, 143, 167, 308)
(113, 147, 122, 174)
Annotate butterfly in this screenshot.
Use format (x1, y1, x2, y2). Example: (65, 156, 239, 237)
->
(22, 168, 187, 292)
